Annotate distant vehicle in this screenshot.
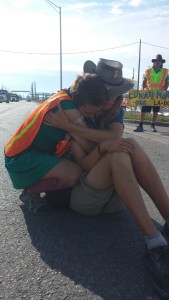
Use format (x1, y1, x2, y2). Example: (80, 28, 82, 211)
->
(26, 96, 31, 102)
(0, 90, 10, 103)
(10, 93, 20, 102)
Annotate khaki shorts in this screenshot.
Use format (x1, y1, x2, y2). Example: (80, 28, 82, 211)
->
(70, 172, 125, 216)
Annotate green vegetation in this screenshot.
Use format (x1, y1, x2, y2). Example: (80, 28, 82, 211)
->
(124, 111, 169, 123)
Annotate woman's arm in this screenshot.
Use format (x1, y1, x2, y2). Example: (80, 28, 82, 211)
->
(44, 104, 123, 143)
(107, 122, 124, 138)
(45, 104, 96, 152)
(71, 140, 102, 171)
(71, 138, 134, 171)
(71, 133, 96, 153)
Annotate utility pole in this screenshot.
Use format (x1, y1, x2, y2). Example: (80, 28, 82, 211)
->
(45, 0, 62, 90)
(31, 83, 33, 100)
(137, 39, 141, 90)
(34, 81, 37, 100)
(132, 68, 135, 79)
(31, 82, 36, 100)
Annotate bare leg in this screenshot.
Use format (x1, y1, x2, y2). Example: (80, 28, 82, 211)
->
(140, 112, 146, 123)
(43, 159, 82, 187)
(127, 138, 169, 219)
(152, 112, 158, 123)
(85, 152, 158, 235)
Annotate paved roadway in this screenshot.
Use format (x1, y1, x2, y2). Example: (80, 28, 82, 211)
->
(0, 101, 169, 300)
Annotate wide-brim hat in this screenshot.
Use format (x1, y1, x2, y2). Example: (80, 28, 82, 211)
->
(152, 54, 166, 63)
(83, 58, 135, 97)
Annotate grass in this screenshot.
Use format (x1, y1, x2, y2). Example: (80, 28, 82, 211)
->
(124, 110, 169, 123)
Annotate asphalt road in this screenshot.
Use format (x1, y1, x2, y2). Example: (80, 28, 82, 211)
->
(0, 101, 169, 300)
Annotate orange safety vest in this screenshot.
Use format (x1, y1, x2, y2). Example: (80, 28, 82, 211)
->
(145, 68, 168, 90)
(4, 90, 72, 158)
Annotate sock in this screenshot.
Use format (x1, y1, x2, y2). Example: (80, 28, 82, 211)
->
(27, 178, 65, 194)
(139, 122, 143, 126)
(145, 230, 168, 249)
(151, 123, 155, 126)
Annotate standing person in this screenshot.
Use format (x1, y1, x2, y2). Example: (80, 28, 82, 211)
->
(134, 54, 169, 132)
(44, 59, 169, 299)
(4, 58, 134, 215)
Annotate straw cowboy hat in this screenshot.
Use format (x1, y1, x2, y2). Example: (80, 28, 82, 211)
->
(152, 54, 166, 63)
(83, 58, 134, 97)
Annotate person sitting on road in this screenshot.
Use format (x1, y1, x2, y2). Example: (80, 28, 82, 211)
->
(43, 59, 169, 300)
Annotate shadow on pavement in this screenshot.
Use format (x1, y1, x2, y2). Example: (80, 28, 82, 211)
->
(159, 131, 169, 136)
(21, 206, 161, 300)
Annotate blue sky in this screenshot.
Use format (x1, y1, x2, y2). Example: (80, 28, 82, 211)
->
(0, 0, 169, 95)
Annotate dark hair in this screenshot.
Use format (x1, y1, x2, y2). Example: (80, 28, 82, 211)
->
(70, 73, 108, 107)
(97, 95, 123, 128)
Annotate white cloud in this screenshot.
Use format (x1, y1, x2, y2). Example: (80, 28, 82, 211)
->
(11, 0, 34, 9)
(128, 0, 143, 7)
(64, 2, 101, 13)
(109, 3, 124, 15)
(1, 0, 169, 91)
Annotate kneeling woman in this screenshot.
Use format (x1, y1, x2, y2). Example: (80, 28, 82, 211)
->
(4, 59, 133, 214)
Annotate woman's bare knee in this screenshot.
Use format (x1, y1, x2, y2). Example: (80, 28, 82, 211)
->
(127, 138, 142, 149)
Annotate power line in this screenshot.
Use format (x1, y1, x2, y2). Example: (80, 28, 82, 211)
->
(0, 42, 139, 55)
(63, 42, 139, 54)
(142, 41, 169, 50)
(1, 41, 169, 56)
(0, 49, 55, 55)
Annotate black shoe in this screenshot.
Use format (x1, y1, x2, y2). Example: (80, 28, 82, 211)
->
(45, 188, 72, 209)
(151, 124, 157, 132)
(162, 223, 169, 241)
(144, 246, 169, 298)
(19, 190, 51, 215)
(133, 124, 144, 132)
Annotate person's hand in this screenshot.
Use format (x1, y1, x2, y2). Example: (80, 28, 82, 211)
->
(43, 103, 71, 130)
(100, 138, 134, 155)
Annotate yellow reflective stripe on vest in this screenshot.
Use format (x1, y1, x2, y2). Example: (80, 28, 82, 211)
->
(5, 101, 49, 152)
(6, 93, 68, 151)
(4, 92, 71, 157)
